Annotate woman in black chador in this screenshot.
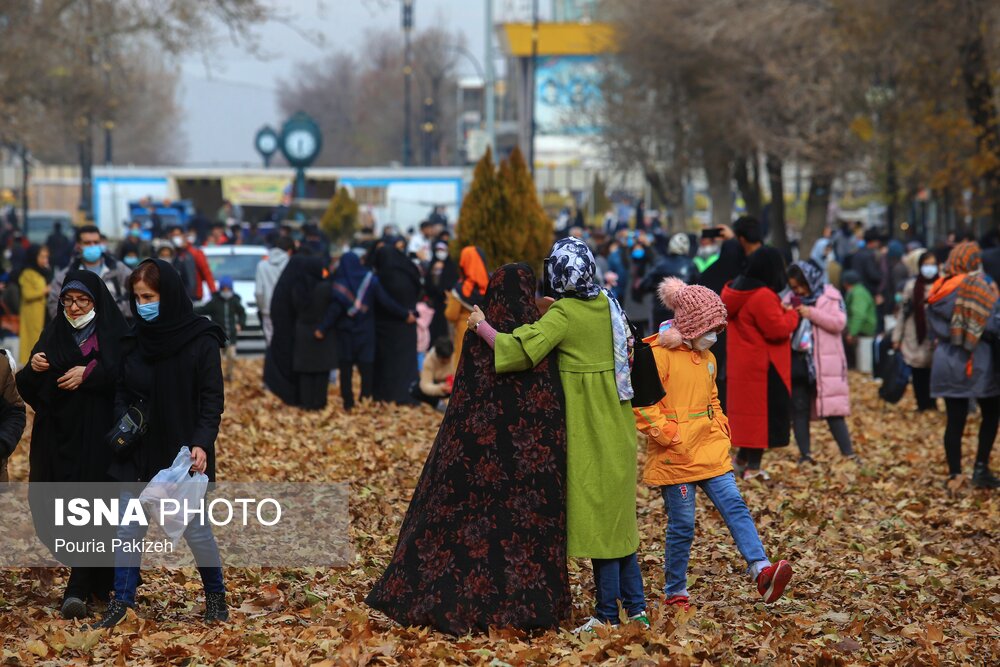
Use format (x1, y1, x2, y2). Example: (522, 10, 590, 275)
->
(366, 264, 570, 634)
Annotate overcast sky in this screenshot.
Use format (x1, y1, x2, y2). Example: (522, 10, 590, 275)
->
(178, 0, 489, 166)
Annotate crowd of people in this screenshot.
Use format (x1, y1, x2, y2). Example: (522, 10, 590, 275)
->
(2, 197, 999, 636)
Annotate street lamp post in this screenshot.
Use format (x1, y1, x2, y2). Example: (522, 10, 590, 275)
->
(485, 0, 495, 154)
(528, 0, 539, 175)
(402, 0, 414, 167)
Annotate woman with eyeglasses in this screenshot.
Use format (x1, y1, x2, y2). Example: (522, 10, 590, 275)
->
(15, 271, 129, 619)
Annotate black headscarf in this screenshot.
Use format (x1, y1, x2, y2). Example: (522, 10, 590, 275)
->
(39, 270, 129, 374)
(731, 246, 787, 294)
(371, 237, 421, 309)
(21, 244, 51, 282)
(263, 255, 328, 406)
(129, 259, 226, 361)
(699, 238, 744, 295)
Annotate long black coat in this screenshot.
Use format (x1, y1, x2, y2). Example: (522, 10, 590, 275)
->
(294, 280, 339, 374)
(109, 334, 224, 483)
(371, 245, 421, 404)
(16, 271, 128, 483)
(108, 258, 226, 483)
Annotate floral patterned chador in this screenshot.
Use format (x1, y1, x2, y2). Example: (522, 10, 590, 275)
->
(365, 263, 570, 634)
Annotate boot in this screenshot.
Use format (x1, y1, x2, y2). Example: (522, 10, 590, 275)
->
(0, 457, 8, 486)
(971, 461, 1000, 489)
(204, 591, 229, 623)
(90, 599, 129, 629)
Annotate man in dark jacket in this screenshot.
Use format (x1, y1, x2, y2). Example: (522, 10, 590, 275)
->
(195, 276, 245, 381)
(638, 232, 699, 325)
(48, 225, 133, 321)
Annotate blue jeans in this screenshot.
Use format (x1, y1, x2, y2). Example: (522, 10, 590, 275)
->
(660, 472, 769, 597)
(112, 492, 225, 607)
(591, 552, 645, 622)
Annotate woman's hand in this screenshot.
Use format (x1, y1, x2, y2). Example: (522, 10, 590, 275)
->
(190, 447, 208, 474)
(406, 311, 417, 324)
(56, 366, 86, 391)
(468, 305, 485, 329)
(30, 353, 49, 372)
(314, 329, 325, 340)
(796, 305, 811, 319)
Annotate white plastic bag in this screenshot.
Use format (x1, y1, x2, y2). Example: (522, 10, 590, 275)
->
(138, 446, 209, 545)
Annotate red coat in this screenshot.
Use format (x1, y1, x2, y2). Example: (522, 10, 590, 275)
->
(721, 284, 799, 450)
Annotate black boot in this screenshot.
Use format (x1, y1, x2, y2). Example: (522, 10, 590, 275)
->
(971, 462, 1000, 489)
(204, 591, 229, 623)
(90, 599, 130, 629)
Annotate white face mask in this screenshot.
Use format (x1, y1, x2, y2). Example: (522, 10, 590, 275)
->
(171, 236, 185, 248)
(65, 308, 97, 330)
(920, 265, 938, 280)
(435, 250, 449, 261)
(692, 331, 718, 350)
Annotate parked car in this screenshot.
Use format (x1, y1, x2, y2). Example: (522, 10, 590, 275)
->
(25, 210, 73, 246)
(199, 244, 268, 353)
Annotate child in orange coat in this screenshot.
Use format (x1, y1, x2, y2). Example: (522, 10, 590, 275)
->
(634, 278, 793, 610)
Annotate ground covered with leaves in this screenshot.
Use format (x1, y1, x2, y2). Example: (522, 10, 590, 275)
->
(1, 360, 998, 665)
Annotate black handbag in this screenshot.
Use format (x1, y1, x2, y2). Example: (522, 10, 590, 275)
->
(878, 351, 911, 404)
(626, 318, 666, 407)
(107, 399, 149, 457)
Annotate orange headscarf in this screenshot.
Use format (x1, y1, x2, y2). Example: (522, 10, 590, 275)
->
(458, 246, 489, 300)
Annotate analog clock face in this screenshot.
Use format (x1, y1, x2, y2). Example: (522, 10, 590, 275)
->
(284, 129, 317, 161)
(256, 132, 278, 154)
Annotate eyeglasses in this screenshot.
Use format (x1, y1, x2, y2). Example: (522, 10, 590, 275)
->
(60, 296, 94, 309)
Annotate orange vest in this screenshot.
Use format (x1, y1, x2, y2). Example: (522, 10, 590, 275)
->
(633, 335, 734, 486)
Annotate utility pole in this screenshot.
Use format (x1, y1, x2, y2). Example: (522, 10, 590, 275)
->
(402, 0, 414, 167)
(484, 0, 495, 154)
(528, 0, 539, 175)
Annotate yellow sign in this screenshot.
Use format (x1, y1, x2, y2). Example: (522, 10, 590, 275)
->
(499, 22, 616, 57)
(221, 176, 291, 206)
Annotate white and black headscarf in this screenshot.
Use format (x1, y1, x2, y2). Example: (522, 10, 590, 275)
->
(547, 238, 634, 402)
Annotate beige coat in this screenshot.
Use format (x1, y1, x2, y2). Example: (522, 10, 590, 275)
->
(892, 278, 933, 368)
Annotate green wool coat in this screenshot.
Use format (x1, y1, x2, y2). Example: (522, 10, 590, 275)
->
(495, 294, 639, 559)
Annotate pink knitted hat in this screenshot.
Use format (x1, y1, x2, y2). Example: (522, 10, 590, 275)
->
(657, 278, 728, 346)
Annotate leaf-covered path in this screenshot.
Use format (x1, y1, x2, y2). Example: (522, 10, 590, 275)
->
(1, 361, 998, 665)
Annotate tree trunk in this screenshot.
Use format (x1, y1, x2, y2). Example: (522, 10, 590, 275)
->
(959, 7, 1000, 230)
(78, 127, 94, 217)
(766, 154, 789, 251)
(733, 152, 763, 220)
(703, 142, 732, 228)
(801, 172, 833, 257)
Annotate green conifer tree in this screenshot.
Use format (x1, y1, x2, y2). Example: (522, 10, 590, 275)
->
(319, 186, 359, 244)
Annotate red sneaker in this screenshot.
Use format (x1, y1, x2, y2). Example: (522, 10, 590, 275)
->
(663, 595, 691, 611)
(756, 560, 792, 603)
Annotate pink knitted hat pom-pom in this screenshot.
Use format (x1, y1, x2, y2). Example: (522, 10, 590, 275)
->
(658, 277, 687, 309)
(658, 325, 684, 349)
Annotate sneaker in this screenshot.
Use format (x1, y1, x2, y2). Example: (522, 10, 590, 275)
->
(203, 591, 229, 623)
(845, 454, 862, 464)
(743, 468, 771, 481)
(797, 455, 817, 466)
(629, 612, 650, 628)
(756, 560, 793, 603)
(90, 599, 129, 629)
(662, 595, 691, 611)
(60, 597, 87, 620)
(572, 616, 607, 634)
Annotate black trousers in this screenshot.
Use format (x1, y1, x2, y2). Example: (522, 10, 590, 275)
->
(911, 367, 935, 411)
(65, 566, 114, 603)
(339, 361, 373, 410)
(943, 396, 999, 476)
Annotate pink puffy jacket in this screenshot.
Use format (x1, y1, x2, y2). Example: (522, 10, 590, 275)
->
(805, 284, 851, 418)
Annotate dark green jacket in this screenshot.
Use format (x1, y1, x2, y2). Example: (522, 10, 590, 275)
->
(845, 284, 877, 337)
(196, 294, 246, 343)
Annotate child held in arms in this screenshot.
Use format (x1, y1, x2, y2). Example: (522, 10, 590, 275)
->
(633, 278, 793, 611)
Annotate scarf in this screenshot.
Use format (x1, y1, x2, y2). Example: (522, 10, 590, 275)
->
(928, 242, 998, 353)
(792, 259, 825, 306)
(547, 237, 634, 401)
